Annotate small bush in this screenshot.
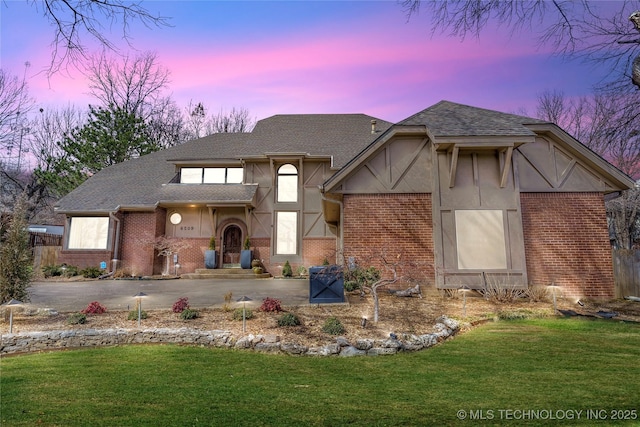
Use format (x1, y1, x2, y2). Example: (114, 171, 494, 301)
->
(223, 291, 233, 312)
(82, 301, 107, 314)
(67, 313, 87, 325)
(61, 264, 79, 277)
(260, 297, 282, 312)
(128, 310, 148, 321)
(526, 285, 550, 302)
(113, 268, 133, 278)
(322, 317, 345, 335)
(180, 308, 199, 320)
(80, 266, 104, 279)
(42, 264, 62, 278)
(172, 297, 190, 313)
(277, 312, 301, 327)
(42, 264, 80, 278)
(282, 261, 293, 277)
(233, 307, 254, 321)
(296, 266, 307, 277)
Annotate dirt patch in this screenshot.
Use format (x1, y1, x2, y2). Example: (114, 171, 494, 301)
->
(3, 289, 640, 347)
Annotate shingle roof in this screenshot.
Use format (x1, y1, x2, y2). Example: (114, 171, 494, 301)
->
(399, 100, 548, 137)
(55, 114, 391, 213)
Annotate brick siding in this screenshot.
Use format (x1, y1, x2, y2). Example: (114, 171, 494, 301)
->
(120, 210, 166, 276)
(343, 194, 434, 286)
(520, 192, 614, 300)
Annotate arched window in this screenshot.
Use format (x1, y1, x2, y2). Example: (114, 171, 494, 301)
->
(277, 164, 298, 202)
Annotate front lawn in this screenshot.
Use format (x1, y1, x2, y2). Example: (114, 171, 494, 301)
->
(1, 318, 639, 426)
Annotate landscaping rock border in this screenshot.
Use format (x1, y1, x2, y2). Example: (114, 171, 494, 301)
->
(0, 316, 460, 356)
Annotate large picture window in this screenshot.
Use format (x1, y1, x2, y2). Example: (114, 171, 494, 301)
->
(276, 212, 297, 255)
(277, 164, 298, 202)
(68, 217, 109, 249)
(455, 210, 507, 270)
(180, 167, 243, 184)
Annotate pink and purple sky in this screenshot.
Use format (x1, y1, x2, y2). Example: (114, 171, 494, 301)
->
(0, 1, 620, 123)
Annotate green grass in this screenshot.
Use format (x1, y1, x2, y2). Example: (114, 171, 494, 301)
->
(1, 318, 640, 426)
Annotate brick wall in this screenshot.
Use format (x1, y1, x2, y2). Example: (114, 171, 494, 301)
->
(343, 194, 434, 286)
(120, 210, 166, 276)
(520, 192, 614, 300)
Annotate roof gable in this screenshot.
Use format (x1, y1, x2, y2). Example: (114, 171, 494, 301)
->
(400, 100, 547, 137)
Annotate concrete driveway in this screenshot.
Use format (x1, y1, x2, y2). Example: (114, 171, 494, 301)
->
(27, 278, 310, 312)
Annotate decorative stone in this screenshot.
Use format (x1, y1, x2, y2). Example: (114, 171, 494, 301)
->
(339, 346, 366, 357)
(280, 342, 308, 355)
(354, 339, 373, 350)
(336, 337, 350, 347)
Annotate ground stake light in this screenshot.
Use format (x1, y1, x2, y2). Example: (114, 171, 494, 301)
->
(3, 299, 23, 334)
(133, 292, 147, 327)
(459, 286, 472, 318)
(237, 296, 252, 333)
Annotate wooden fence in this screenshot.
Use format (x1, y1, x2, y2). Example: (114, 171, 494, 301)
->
(612, 249, 640, 298)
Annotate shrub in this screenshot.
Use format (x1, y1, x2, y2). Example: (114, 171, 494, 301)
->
(282, 261, 293, 277)
(526, 285, 550, 302)
(259, 297, 282, 312)
(233, 307, 254, 321)
(322, 317, 345, 335)
(113, 268, 133, 278)
(277, 312, 301, 327)
(42, 264, 62, 278)
(223, 291, 233, 312)
(172, 297, 190, 313)
(180, 308, 199, 320)
(208, 236, 216, 250)
(67, 313, 87, 325)
(296, 266, 307, 277)
(82, 301, 107, 314)
(80, 266, 104, 279)
(128, 310, 148, 321)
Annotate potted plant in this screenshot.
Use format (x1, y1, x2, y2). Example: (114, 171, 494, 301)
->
(240, 236, 252, 269)
(251, 259, 261, 268)
(204, 236, 217, 269)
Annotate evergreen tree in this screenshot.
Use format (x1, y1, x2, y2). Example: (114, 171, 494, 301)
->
(0, 194, 32, 303)
(35, 104, 157, 197)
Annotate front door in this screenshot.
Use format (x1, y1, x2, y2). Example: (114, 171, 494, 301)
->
(223, 225, 242, 267)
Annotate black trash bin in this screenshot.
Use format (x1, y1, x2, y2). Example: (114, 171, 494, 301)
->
(309, 265, 344, 304)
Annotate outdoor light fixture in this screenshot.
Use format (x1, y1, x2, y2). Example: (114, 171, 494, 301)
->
(169, 212, 182, 225)
(3, 299, 23, 334)
(460, 286, 472, 317)
(237, 295, 252, 333)
(133, 292, 147, 327)
(361, 316, 367, 328)
(577, 300, 584, 307)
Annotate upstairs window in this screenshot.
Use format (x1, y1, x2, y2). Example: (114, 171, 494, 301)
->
(180, 167, 243, 184)
(277, 164, 298, 202)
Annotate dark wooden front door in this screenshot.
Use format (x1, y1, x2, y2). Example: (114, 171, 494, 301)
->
(223, 225, 242, 266)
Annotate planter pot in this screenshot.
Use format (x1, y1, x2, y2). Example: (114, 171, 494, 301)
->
(204, 250, 218, 269)
(240, 250, 253, 269)
(251, 259, 261, 268)
(253, 266, 264, 274)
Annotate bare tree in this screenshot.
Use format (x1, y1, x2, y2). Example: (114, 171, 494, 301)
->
(403, 1, 640, 90)
(86, 51, 170, 119)
(535, 89, 640, 179)
(184, 101, 208, 139)
(207, 107, 255, 134)
(0, 67, 33, 158)
(21, 0, 169, 75)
